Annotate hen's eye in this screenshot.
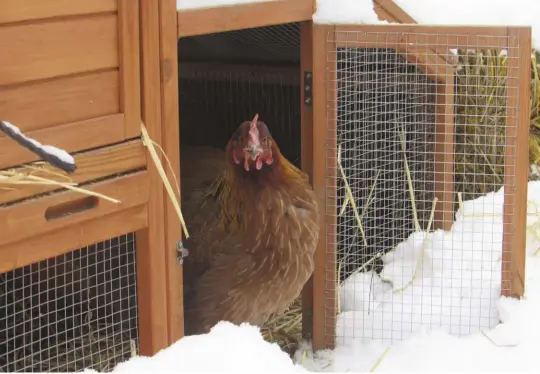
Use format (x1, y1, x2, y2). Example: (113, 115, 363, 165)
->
(263, 137, 271, 147)
(237, 136, 244, 144)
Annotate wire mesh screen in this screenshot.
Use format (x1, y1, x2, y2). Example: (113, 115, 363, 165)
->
(178, 63, 302, 166)
(177, 23, 300, 65)
(0, 233, 139, 372)
(325, 31, 520, 346)
(177, 23, 302, 166)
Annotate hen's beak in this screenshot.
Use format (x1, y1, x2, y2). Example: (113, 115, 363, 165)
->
(245, 144, 262, 160)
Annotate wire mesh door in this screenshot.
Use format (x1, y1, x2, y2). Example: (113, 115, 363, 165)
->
(0, 233, 139, 372)
(312, 24, 531, 351)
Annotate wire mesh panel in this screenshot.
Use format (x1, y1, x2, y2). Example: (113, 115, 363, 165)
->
(177, 23, 302, 166)
(321, 27, 529, 348)
(178, 63, 302, 166)
(0, 233, 139, 372)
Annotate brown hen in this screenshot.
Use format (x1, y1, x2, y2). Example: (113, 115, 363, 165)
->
(181, 114, 320, 335)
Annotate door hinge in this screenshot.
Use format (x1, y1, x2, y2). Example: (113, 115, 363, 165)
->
(176, 241, 189, 265)
(304, 71, 313, 107)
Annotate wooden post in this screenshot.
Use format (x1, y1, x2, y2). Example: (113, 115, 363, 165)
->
(300, 20, 315, 341)
(158, 0, 184, 345)
(312, 24, 337, 352)
(501, 26, 531, 298)
(434, 74, 455, 231)
(136, 0, 169, 356)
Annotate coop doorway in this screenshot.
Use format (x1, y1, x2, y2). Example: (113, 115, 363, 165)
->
(177, 22, 312, 353)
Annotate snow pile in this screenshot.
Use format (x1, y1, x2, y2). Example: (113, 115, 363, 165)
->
(314, 0, 539, 50)
(336, 187, 507, 342)
(87, 322, 305, 373)
(395, 0, 540, 50)
(313, 0, 385, 25)
(177, 0, 276, 10)
(299, 181, 540, 372)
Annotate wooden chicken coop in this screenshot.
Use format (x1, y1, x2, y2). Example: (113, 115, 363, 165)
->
(0, 0, 532, 372)
(0, 1, 180, 371)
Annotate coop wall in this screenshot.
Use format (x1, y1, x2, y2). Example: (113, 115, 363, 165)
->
(313, 25, 530, 350)
(0, 1, 178, 370)
(0, 0, 141, 171)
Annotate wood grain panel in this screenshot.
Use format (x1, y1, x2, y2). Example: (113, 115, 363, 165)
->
(0, 171, 149, 248)
(0, 70, 119, 134)
(118, 0, 142, 138)
(0, 141, 146, 204)
(137, 0, 169, 356)
(0, 14, 118, 86)
(300, 21, 315, 341)
(502, 27, 532, 299)
(0, 0, 116, 24)
(0, 204, 147, 274)
(334, 25, 511, 49)
(312, 24, 337, 352)
(0, 114, 125, 170)
(159, 0, 184, 344)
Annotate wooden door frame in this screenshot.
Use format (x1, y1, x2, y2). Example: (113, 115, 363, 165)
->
(158, 0, 184, 346)
(137, 0, 185, 354)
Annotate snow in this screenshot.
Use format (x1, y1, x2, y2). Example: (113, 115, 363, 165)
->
(88, 181, 540, 373)
(177, 0, 276, 10)
(298, 181, 540, 372)
(313, 0, 540, 50)
(86, 322, 306, 373)
(1, 121, 75, 166)
(313, 0, 386, 25)
(394, 0, 540, 50)
(332, 189, 507, 343)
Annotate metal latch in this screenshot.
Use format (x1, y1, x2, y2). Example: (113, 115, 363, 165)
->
(304, 71, 313, 107)
(176, 241, 189, 265)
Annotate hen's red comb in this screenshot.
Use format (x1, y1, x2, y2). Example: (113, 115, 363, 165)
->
(248, 113, 260, 145)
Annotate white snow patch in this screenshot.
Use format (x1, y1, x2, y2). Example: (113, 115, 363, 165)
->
(1, 121, 75, 166)
(177, 0, 276, 10)
(313, 0, 386, 25)
(313, 0, 539, 50)
(298, 181, 540, 372)
(85, 322, 305, 373)
(394, 0, 540, 50)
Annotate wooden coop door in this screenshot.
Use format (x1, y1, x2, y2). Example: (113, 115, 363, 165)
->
(311, 24, 531, 351)
(0, 0, 141, 170)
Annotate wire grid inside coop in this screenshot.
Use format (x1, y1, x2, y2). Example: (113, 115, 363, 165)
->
(0, 233, 139, 372)
(326, 32, 519, 345)
(178, 22, 302, 165)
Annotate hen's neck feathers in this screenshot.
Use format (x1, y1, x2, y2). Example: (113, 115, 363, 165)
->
(206, 145, 310, 232)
